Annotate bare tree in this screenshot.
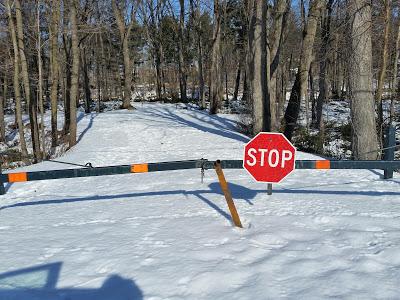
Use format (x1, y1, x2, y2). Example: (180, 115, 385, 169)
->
(270, 0, 290, 131)
(5, 0, 28, 159)
(347, 0, 379, 159)
(283, 0, 324, 140)
(68, 0, 79, 147)
(178, 0, 187, 102)
(37, 0, 45, 157)
(247, 0, 269, 134)
(49, 0, 60, 150)
(0, 74, 6, 142)
(315, 0, 333, 130)
(15, 0, 42, 161)
(210, 0, 223, 114)
(390, 18, 400, 123)
(190, 0, 206, 109)
(112, 0, 135, 110)
(375, 0, 391, 142)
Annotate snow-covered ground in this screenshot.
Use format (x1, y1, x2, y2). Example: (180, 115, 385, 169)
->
(1, 103, 400, 299)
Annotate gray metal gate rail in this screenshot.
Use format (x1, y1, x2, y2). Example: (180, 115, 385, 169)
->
(0, 158, 399, 195)
(1, 125, 398, 196)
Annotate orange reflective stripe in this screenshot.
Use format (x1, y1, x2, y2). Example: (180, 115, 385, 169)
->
(315, 160, 330, 169)
(131, 164, 148, 173)
(8, 172, 28, 182)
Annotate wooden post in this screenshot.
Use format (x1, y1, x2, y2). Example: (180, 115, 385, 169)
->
(214, 160, 243, 228)
(384, 125, 395, 179)
(267, 183, 272, 195)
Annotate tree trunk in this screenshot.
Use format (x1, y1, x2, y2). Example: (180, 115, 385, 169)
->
(37, 1, 46, 158)
(64, 55, 71, 134)
(243, 70, 249, 104)
(390, 20, 400, 124)
(100, 33, 110, 102)
(155, 49, 163, 101)
(96, 33, 102, 112)
(69, 0, 79, 147)
(0, 92, 5, 144)
(283, 0, 323, 140)
(178, 0, 187, 102)
(194, 0, 205, 109)
(121, 34, 133, 109)
(49, 0, 60, 150)
(225, 65, 228, 102)
(6, 0, 28, 159)
(347, 0, 379, 159)
(198, 35, 205, 109)
(375, 0, 391, 143)
(233, 63, 241, 101)
(276, 59, 288, 122)
(112, 0, 134, 110)
(82, 48, 91, 113)
(309, 65, 316, 123)
(283, 72, 301, 139)
(209, 0, 223, 114)
(0, 75, 6, 142)
(316, 0, 333, 130)
(15, 0, 42, 161)
(269, 0, 290, 131)
(247, 0, 269, 134)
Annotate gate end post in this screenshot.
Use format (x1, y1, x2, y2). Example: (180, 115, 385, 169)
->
(384, 125, 396, 179)
(0, 159, 5, 195)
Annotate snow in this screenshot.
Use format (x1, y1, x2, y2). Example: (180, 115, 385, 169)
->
(1, 103, 400, 299)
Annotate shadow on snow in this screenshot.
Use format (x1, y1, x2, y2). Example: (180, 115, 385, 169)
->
(1, 181, 399, 225)
(0, 262, 143, 300)
(137, 106, 250, 144)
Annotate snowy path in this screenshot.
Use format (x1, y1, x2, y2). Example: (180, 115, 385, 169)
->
(1, 103, 400, 299)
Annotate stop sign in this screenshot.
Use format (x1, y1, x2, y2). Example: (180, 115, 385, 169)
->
(243, 132, 296, 183)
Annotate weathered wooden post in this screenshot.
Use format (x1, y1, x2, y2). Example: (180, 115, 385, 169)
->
(214, 160, 243, 228)
(0, 157, 5, 195)
(384, 125, 396, 179)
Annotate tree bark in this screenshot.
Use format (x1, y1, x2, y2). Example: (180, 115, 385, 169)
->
(0, 75, 6, 142)
(82, 48, 91, 113)
(390, 19, 400, 124)
(192, 0, 205, 109)
(347, 0, 379, 159)
(37, 1, 45, 158)
(269, 0, 290, 131)
(375, 0, 391, 143)
(112, 0, 134, 110)
(178, 0, 187, 102)
(283, 0, 323, 140)
(6, 0, 28, 159)
(316, 0, 333, 130)
(96, 33, 102, 112)
(62, 18, 72, 134)
(15, 0, 42, 161)
(69, 0, 79, 147)
(247, 0, 269, 134)
(0, 89, 5, 144)
(209, 0, 223, 114)
(233, 63, 241, 101)
(309, 64, 316, 123)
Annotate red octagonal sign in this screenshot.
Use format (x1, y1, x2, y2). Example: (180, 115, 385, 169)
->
(243, 132, 296, 183)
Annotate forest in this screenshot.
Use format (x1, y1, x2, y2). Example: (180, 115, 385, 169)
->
(0, 0, 398, 167)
